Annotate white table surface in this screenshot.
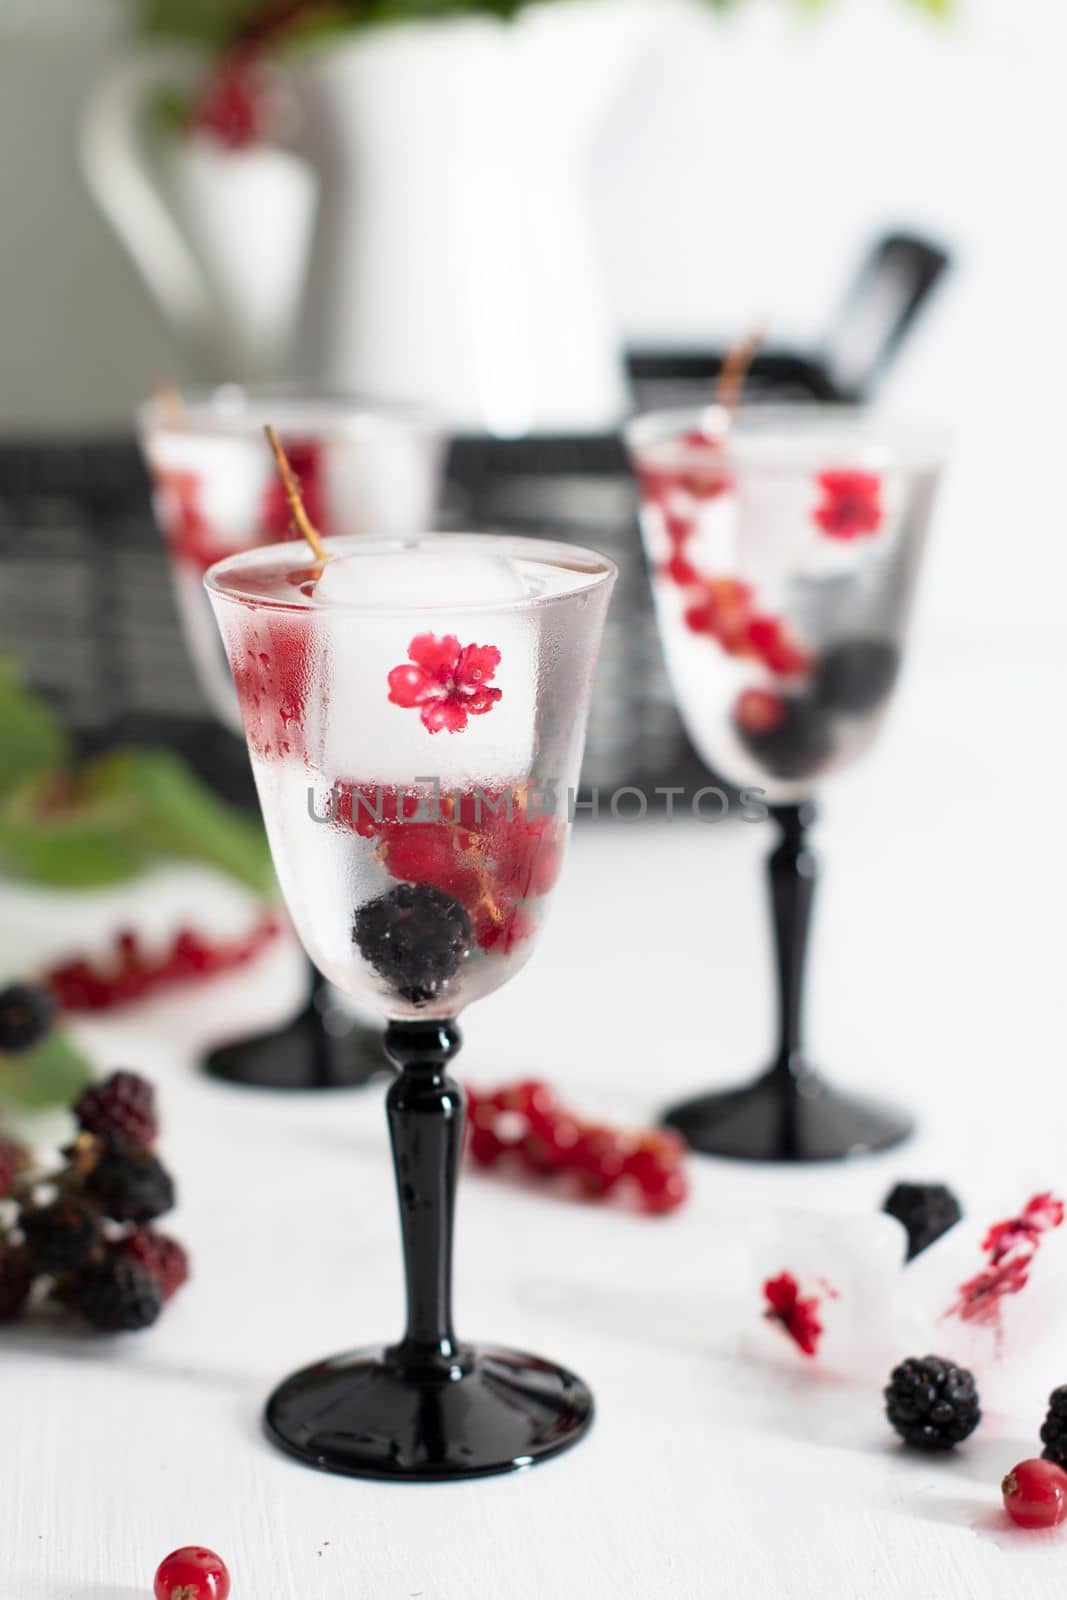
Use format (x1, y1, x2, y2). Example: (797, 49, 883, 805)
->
(1, 625, 1065, 1600)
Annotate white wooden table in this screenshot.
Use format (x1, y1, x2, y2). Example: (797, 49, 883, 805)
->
(2, 626, 1065, 1600)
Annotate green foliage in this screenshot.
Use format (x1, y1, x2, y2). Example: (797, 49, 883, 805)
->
(0, 658, 274, 896)
(82, 749, 275, 896)
(0, 657, 72, 801)
(0, 1032, 93, 1111)
(116, 0, 261, 47)
(111, 0, 952, 49)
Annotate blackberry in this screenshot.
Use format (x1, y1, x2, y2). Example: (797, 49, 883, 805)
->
(118, 1226, 189, 1302)
(0, 983, 55, 1054)
(69, 1254, 162, 1332)
(0, 1135, 29, 1200)
(354, 883, 472, 1004)
(884, 1182, 962, 1262)
(21, 1196, 101, 1274)
(736, 695, 834, 781)
(84, 1141, 175, 1224)
(74, 1070, 158, 1147)
(1040, 1386, 1067, 1469)
(815, 638, 899, 714)
(0, 1243, 33, 1322)
(884, 1355, 980, 1449)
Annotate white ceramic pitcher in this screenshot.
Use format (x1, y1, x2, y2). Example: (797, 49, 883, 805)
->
(81, 1, 659, 432)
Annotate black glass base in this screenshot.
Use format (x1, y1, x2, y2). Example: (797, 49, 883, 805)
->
(205, 976, 387, 1090)
(264, 1344, 594, 1481)
(663, 1067, 914, 1163)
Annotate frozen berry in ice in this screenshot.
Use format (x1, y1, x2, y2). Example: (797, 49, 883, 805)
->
(815, 638, 899, 714)
(813, 470, 883, 541)
(354, 883, 472, 1004)
(733, 690, 833, 781)
(1002, 1459, 1067, 1529)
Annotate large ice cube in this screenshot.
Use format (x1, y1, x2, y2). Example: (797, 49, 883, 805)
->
(308, 547, 538, 785)
(314, 548, 529, 609)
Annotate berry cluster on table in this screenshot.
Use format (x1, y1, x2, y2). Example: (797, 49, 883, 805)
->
(464, 1079, 689, 1215)
(0, 988, 188, 1335)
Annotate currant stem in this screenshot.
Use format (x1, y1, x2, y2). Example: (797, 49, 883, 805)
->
(715, 323, 766, 417)
(264, 423, 330, 565)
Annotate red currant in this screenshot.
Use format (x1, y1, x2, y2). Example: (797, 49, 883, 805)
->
(469, 1127, 505, 1166)
(381, 823, 480, 903)
(637, 1168, 690, 1215)
(1002, 1459, 1067, 1528)
(154, 1546, 231, 1600)
(665, 551, 700, 587)
(747, 615, 812, 678)
(573, 1128, 629, 1191)
(735, 688, 787, 736)
(635, 462, 673, 506)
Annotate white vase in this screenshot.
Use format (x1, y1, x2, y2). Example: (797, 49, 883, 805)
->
(81, 50, 318, 382)
(81, 1, 659, 429)
(291, 0, 659, 433)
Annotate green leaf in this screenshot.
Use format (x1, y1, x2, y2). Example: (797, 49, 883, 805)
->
(116, 0, 259, 47)
(0, 781, 147, 887)
(83, 748, 276, 898)
(0, 656, 72, 803)
(0, 1032, 93, 1111)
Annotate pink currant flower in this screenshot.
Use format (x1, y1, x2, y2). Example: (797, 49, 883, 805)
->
(387, 633, 502, 735)
(813, 470, 884, 541)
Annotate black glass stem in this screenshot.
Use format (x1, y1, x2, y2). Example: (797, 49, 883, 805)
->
(662, 802, 914, 1162)
(205, 963, 387, 1091)
(386, 1020, 465, 1368)
(263, 1018, 594, 1480)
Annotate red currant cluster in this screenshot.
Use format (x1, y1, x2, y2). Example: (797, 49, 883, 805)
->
(464, 1080, 689, 1215)
(340, 784, 565, 956)
(635, 438, 813, 678)
(683, 577, 812, 677)
(45, 916, 280, 1013)
(152, 465, 230, 575)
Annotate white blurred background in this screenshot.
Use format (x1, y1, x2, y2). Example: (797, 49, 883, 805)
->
(1, 0, 1063, 627)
